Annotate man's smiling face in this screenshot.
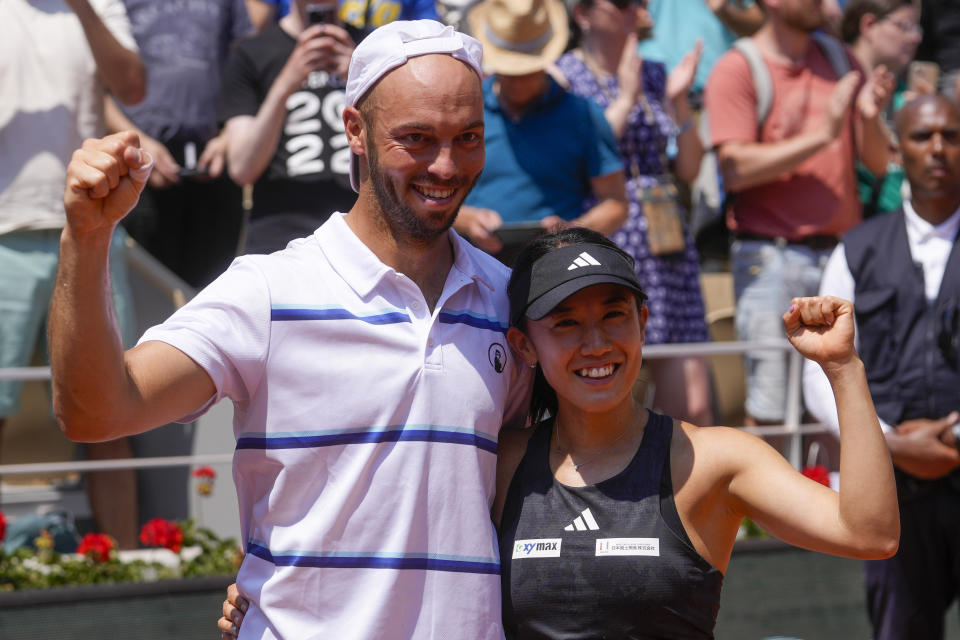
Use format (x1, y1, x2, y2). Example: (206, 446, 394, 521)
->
(360, 54, 485, 243)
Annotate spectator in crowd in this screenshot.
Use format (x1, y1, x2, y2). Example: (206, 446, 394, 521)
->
(245, 0, 439, 40)
(0, 0, 145, 548)
(336, 0, 439, 40)
(455, 0, 628, 261)
(639, 0, 764, 103)
(553, 0, 713, 425)
(916, 0, 960, 102)
(704, 0, 893, 427)
(106, 0, 254, 288)
(842, 0, 923, 218)
(51, 20, 530, 638)
(638, 0, 765, 263)
(803, 93, 960, 640)
(219, 0, 356, 254)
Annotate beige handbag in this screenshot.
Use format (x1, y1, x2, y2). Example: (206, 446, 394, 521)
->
(636, 168, 686, 256)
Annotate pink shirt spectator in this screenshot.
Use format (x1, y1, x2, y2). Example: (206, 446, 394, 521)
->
(706, 43, 864, 240)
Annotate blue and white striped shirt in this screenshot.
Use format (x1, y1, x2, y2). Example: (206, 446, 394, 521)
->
(140, 212, 531, 638)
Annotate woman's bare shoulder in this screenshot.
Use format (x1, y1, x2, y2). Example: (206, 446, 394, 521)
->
(493, 424, 541, 527)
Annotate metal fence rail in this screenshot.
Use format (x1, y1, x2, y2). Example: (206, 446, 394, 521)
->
(0, 337, 820, 475)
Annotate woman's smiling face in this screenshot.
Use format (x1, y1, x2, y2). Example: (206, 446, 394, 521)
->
(513, 283, 647, 417)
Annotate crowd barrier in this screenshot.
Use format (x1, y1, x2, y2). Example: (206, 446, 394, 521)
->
(0, 338, 824, 477)
(0, 240, 830, 486)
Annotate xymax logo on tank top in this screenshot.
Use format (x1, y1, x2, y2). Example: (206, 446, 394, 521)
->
(512, 538, 562, 559)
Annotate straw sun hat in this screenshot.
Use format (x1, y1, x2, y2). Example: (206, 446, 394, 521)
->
(467, 0, 570, 75)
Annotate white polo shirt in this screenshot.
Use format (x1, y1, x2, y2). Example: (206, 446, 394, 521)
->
(140, 213, 531, 639)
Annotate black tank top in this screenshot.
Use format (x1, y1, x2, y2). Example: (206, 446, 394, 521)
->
(498, 411, 723, 639)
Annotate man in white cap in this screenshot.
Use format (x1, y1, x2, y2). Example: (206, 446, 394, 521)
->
(49, 20, 531, 638)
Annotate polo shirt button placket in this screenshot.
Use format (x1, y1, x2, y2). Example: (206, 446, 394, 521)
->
(424, 324, 443, 369)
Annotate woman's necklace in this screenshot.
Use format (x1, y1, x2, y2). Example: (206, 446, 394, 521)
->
(555, 417, 638, 472)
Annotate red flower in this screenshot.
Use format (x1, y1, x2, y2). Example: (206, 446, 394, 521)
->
(77, 533, 116, 563)
(802, 464, 832, 487)
(192, 466, 216, 479)
(0, 511, 6, 543)
(139, 518, 184, 553)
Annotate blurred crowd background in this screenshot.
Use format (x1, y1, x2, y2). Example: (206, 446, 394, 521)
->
(0, 0, 955, 548)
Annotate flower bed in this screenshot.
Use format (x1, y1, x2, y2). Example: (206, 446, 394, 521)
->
(0, 518, 241, 591)
(0, 466, 240, 592)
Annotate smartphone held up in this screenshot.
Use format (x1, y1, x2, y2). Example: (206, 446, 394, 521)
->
(306, 2, 337, 26)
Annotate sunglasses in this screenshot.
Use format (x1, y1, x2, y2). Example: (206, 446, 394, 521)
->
(939, 299, 959, 367)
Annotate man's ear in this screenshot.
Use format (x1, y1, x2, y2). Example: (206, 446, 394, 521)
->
(507, 327, 538, 367)
(344, 106, 366, 156)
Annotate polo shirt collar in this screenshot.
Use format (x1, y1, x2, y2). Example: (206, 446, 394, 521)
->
(903, 199, 960, 245)
(315, 212, 496, 300)
(447, 227, 501, 296)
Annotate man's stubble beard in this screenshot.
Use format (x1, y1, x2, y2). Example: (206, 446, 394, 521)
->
(781, 3, 825, 33)
(365, 134, 480, 244)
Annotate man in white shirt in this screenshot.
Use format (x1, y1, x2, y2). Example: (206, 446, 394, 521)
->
(803, 93, 960, 640)
(48, 21, 531, 638)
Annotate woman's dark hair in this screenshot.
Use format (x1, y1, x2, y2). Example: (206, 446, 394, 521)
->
(508, 227, 639, 425)
(840, 0, 912, 44)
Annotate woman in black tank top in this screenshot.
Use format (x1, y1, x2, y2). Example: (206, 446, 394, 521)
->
(495, 228, 899, 639)
(221, 229, 900, 639)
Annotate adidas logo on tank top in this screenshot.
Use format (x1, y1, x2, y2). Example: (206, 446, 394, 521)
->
(564, 508, 600, 531)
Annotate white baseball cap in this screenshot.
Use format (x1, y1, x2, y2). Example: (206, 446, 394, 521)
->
(345, 20, 484, 192)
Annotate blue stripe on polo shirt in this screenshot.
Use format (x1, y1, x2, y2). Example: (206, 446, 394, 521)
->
(236, 424, 498, 454)
(271, 305, 410, 324)
(245, 541, 500, 575)
(438, 310, 508, 334)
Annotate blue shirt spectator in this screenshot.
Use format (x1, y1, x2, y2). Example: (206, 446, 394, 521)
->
(465, 76, 623, 225)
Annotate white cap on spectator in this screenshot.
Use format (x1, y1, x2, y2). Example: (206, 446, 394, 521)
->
(345, 20, 484, 192)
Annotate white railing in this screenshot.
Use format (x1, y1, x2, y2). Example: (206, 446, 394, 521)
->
(0, 338, 820, 476)
(1, 239, 821, 477)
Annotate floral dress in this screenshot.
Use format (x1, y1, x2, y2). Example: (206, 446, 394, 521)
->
(555, 52, 709, 345)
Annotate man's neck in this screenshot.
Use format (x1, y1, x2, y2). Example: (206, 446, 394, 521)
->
(345, 196, 454, 311)
(755, 20, 812, 66)
(911, 193, 960, 227)
(495, 76, 549, 121)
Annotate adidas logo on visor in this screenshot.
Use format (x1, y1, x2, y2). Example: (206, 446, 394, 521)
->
(567, 252, 601, 270)
(564, 507, 600, 531)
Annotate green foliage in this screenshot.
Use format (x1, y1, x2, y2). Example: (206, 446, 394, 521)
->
(740, 517, 771, 539)
(0, 519, 240, 592)
(179, 519, 244, 578)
